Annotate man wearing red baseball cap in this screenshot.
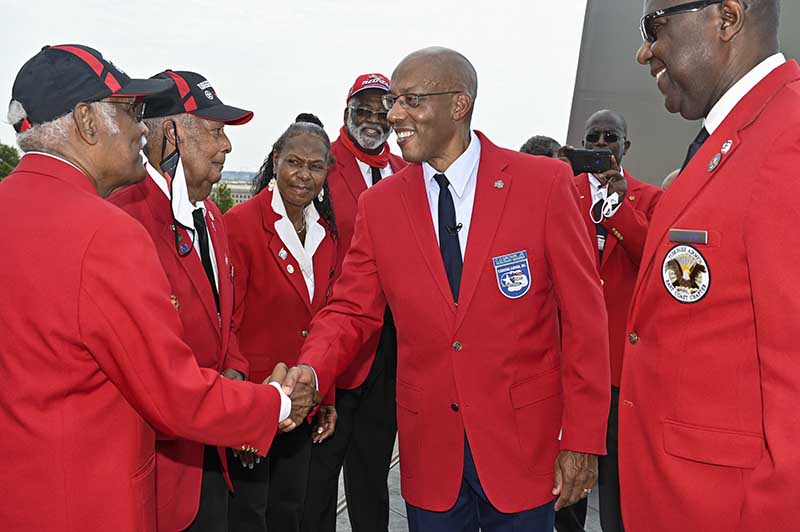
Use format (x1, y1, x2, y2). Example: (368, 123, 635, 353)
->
(0, 45, 316, 532)
(109, 69, 257, 532)
(301, 73, 406, 532)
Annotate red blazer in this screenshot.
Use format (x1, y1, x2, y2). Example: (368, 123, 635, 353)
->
(573, 172, 662, 387)
(327, 137, 406, 389)
(225, 188, 336, 387)
(110, 176, 250, 531)
(299, 133, 610, 512)
(620, 60, 800, 532)
(0, 155, 280, 532)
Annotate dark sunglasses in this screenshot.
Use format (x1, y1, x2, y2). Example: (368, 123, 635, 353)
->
(381, 91, 461, 111)
(586, 131, 622, 144)
(349, 106, 388, 122)
(640, 0, 723, 43)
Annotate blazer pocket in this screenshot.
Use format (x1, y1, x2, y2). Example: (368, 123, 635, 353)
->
(510, 367, 561, 408)
(396, 380, 422, 479)
(663, 419, 763, 469)
(130, 453, 157, 532)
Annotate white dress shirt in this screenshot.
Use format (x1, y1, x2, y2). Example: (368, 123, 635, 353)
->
(147, 160, 219, 289)
(271, 187, 326, 303)
(422, 130, 481, 258)
(704, 53, 786, 134)
(355, 159, 393, 189)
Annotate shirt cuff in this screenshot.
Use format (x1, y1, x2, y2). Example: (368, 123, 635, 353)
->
(268, 381, 291, 423)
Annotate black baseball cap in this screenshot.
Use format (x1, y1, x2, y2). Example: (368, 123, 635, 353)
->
(10, 44, 173, 133)
(143, 70, 254, 125)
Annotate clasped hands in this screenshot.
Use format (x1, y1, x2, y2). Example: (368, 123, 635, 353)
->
(265, 362, 320, 433)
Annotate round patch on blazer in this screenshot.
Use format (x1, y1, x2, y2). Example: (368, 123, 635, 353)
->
(661, 245, 710, 303)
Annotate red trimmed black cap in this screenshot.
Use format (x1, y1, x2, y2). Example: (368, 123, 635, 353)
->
(10, 44, 173, 133)
(143, 70, 254, 125)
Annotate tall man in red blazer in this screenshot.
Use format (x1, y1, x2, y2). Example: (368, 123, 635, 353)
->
(283, 47, 610, 532)
(110, 69, 255, 532)
(572, 109, 662, 532)
(622, 1, 800, 530)
(0, 44, 313, 532)
(303, 73, 407, 532)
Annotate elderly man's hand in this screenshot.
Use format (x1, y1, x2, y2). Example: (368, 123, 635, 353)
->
(277, 365, 320, 433)
(552, 450, 598, 511)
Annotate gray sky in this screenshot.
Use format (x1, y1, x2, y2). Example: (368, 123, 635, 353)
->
(1, 0, 587, 171)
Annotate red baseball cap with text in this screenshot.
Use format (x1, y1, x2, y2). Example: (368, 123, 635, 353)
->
(346, 73, 390, 103)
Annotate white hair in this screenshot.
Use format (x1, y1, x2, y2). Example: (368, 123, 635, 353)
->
(143, 113, 201, 153)
(8, 100, 120, 154)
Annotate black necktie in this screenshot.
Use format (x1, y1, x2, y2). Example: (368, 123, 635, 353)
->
(192, 208, 220, 311)
(433, 173, 463, 303)
(370, 166, 383, 186)
(681, 127, 710, 171)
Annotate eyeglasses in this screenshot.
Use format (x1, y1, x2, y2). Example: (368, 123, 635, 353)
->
(639, 0, 723, 43)
(349, 106, 388, 122)
(100, 98, 147, 122)
(381, 90, 462, 111)
(585, 131, 622, 144)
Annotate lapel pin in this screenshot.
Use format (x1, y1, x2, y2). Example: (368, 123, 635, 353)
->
(179, 242, 191, 254)
(170, 295, 180, 311)
(707, 153, 722, 172)
(628, 195, 636, 201)
(493, 180, 505, 189)
(224, 255, 229, 266)
(287, 264, 295, 274)
(279, 248, 288, 260)
(208, 211, 215, 222)
(721, 140, 733, 154)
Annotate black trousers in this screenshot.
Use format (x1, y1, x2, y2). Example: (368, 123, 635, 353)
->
(185, 445, 229, 532)
(598, 387, 624, 532)
(554, 498, 588, 532)
(301, 309, 398, 532)
(227, 423, 312, 532)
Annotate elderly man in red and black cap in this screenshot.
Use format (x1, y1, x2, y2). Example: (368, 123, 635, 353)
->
(301, 73, 406, 532)
(0, 45, 315, 532)
(109, 69, 257, 532)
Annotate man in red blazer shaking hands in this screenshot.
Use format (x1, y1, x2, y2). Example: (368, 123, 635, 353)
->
(621, 1, 800, 530)
(110, 69, 257, 532)
(282, 47, 611, 532)
(0, 45, 315, 532)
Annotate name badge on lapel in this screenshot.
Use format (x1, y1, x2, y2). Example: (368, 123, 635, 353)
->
(493, 250, 531, 299)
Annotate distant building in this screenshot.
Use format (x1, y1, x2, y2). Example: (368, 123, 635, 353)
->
(219, 170, 257, 205)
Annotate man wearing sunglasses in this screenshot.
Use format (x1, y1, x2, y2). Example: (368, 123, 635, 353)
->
(571, 110, 661, 532)
(0, 45, 308, 532)
(282, 46, 610, 532)
(621, 1, 799, 531)
(302, 73, 406, 532)
(109, 70, 259, 532)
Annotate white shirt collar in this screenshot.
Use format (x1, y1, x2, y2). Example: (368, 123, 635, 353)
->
(704, 53, 786, 134)
(26, 151, 86, 175)
(422, 131, 481, 198)
(145, 158, 205, 229)
(270, 188, 326, 302)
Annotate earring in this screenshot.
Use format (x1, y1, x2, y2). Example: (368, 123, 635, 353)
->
(268, 178, 277, 192)
(317, 187, 325, 202)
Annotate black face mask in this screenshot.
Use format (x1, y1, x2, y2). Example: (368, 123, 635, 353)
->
(161, 121, 194, 257)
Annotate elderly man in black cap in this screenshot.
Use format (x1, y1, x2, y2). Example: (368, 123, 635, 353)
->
(0, 45, 315, 532)
(109, 69, 257, 532)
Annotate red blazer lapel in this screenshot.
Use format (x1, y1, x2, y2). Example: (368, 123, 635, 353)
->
(455, 135, 512, 331)
(400, 164, 457, 312)
(637, 60, 800, 301)
(142, 177, 221, 331)
(331, 140, 368, 204)
(259, 190, 313, 312)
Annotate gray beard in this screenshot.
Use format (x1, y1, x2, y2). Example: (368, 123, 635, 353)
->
(346, 115, 391, 151)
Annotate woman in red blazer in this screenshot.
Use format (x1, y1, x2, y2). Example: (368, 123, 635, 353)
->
(225, 117, 337, 532)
